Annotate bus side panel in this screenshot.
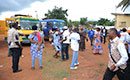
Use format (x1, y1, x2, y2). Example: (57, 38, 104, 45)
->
(0, 21, 6, 34)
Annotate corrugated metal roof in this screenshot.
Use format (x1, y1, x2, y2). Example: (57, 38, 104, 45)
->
(112, 13, 130, 15)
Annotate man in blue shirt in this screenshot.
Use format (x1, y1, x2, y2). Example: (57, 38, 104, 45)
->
(84, 27, 87, 35)
(88, 28, 95, 46)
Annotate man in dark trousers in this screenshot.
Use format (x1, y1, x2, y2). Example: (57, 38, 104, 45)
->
(61, 26, 70, 61)
(88, 28, 95, 46)
(8, 23, 22, 73)
(103, 28, 128, 80)
(101, 27, 107, 44)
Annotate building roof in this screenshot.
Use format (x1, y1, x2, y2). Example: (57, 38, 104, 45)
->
(112, 13, 130, 16)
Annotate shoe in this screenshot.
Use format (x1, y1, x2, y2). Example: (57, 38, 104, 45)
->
(74, 62, 79, 66)
(39, 66, 43, 69)
(60, 59, 65, 62)
(13, 69, 22, 73)
(70, 67, 78, 70)
(8, 55, 11, 57)
(31, 67, 35, 70)
(21, 55, 24, 58)
(55, 56, 59, 58)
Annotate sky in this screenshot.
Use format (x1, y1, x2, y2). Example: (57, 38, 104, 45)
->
(0, 0, 130, 21)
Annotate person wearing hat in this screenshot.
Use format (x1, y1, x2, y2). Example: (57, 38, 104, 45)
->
(61, 26, 70, 61)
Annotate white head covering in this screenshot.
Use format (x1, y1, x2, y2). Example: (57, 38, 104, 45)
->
(63, 26, 68, 29)
(18, 24, 20, 26)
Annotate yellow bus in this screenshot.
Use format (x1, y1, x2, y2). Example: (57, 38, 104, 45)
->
(3, 14, 40, 44)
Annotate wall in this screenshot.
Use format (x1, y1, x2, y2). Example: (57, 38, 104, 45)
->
(115, 14, 130, 28)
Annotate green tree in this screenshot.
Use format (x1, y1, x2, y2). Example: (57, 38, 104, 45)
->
(72, 21, 80, 27)
(44, 6, 68, 22)
(67, 20, 73, 28)
(117, 0, 130, 11)
(87, 21, 97, 26)
(97, 18, 114, 26)
(80, 17, 87, 25)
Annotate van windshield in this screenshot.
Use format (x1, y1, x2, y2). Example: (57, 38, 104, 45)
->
(41, 21, 65, 29)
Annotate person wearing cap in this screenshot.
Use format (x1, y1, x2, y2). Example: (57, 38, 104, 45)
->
(52, 27, 61, 58)
(61, 26, 70, 61)
(8, 23, 22, 73)
(17, 24, 24, 58)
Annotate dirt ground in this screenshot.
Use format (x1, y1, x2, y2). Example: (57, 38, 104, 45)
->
(0, 34, 117, 80)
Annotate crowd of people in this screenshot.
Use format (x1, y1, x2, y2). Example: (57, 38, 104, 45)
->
(7, 22, 130, 79)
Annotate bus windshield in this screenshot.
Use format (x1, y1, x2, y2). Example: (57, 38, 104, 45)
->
(20, 20, 40, 30)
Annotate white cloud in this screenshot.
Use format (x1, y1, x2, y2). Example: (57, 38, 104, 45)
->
(0, 0, 129, 21)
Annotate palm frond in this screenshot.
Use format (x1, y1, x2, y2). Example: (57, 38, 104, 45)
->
(117, 0, 130, 11)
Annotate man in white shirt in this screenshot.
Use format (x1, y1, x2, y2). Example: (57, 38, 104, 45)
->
(7, 23, 12, 57)
(70, 28, 80, 69)
(8, 23, 22, 73)
(103, 28, 128, 80)
(61, 26, 70, 61)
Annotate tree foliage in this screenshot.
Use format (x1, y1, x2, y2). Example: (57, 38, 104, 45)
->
(44, 6, 68, 22)
(72, 21, 80, 27)
(80, 17, 87, 25)
(67, 20, 73, 28)
(97, 18, 114, 26)
(117, 0, 130, 11)
(87, 21, 97, 26)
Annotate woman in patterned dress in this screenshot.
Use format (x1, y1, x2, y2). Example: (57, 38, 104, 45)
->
(93, 28, 103, 54)
(28, 25, 44, 69)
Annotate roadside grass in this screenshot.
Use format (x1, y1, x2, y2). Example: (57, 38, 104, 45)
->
(90, 70, 100, 79)
(98, 62, 105, 67)
(89, 62, 105, 79)
(41, 48, 71, 80)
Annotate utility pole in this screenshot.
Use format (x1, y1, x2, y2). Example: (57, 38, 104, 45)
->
(35, 10, 38, 19)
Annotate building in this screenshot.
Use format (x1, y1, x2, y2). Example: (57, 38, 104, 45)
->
(112, 13, 130, 28)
